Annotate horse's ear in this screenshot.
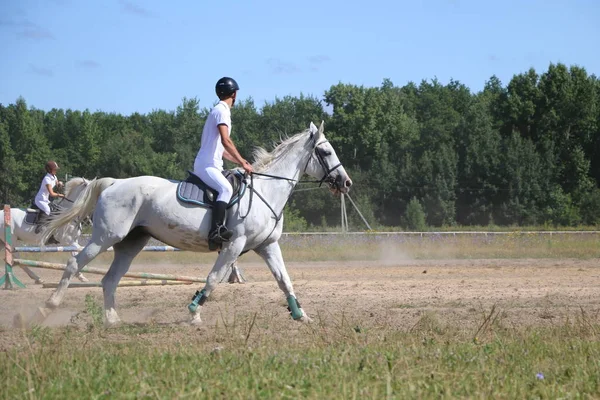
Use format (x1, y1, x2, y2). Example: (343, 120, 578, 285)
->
(318, 120, 325, 135)
(309, 121, 318, 138)
(308, 121, 319, 139)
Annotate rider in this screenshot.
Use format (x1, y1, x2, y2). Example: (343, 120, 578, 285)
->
(193, 77, 253, 250)
(34, 160, 65, 231)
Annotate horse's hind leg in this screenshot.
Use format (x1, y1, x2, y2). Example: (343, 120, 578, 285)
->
(46, 242, 101, 308)
(102, 228, 150, 327)
(46, 232, 118, 309)
(70, 249, 89, 282)
(75, 270, 89, 282)
(255, 241, 310, 322)
(46, 239, 109, 309)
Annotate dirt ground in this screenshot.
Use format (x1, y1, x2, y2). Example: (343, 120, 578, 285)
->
(1, 258, 599, 338)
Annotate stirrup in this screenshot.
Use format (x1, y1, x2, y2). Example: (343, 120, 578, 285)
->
(209, 225, 233, 243)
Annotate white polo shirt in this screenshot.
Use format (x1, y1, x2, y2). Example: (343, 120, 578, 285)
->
(35, 173, 58, 204)
(194, 101, 231, 170)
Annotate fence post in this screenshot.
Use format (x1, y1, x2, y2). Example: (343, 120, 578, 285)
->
(1, 205, 25, 289)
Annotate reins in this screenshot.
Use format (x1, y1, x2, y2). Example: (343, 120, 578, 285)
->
(238, 138, 343, 250)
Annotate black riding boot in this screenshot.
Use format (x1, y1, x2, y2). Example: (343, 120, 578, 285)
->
(208, 201, 233, 251)
(35, 212, 50, 234)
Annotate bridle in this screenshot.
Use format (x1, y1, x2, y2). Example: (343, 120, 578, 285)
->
(305, 139, 343, 187)
(239, 137, 344, 250)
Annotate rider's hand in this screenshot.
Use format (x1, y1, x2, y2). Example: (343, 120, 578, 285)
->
(242, 160, 254, 174)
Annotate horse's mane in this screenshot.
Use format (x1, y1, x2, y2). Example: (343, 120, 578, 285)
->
(252, 129, 311, 172)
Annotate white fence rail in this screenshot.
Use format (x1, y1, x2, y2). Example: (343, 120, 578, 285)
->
(74, 231, 600, 249)
(278, 231, 600, 236)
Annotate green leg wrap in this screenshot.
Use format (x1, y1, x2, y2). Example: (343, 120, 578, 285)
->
(287, 295, 303, 320)
(188, 289, 207, 313)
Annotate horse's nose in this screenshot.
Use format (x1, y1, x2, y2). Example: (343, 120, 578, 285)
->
(345, 179, 353, 188)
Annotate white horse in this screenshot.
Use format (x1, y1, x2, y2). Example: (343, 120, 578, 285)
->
(42, 122, 352, 326)
(0, 178, 92, 283)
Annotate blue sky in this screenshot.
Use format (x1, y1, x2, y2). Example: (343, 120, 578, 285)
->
(1, 0, 598, 115)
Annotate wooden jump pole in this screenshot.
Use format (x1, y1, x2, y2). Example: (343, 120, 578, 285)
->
(14, 245, 181, 253)
(42, 280, 194, 289)
(13, 258, 206, 283)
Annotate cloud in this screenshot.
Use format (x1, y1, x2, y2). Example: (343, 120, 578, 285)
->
(307, 54, 331, 72)
(18, 28, 55, 40)
(308, 55, 331, 64)
(267, 58, 301, 75)
(0, 19, 55, 40)
(78, 60, 100, 69)
(119, 0, 153, 17)
(28, 64, 54, 77)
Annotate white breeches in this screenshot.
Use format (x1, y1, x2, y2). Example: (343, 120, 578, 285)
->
(35, 199, 51, 215)
(194, 166, 233, 203)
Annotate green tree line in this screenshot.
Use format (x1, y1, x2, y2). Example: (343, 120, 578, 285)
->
(1, 63, 599, 229)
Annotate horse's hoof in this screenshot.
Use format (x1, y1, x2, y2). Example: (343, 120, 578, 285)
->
(298, 310, 312, 324)
(76, 274, 89, 283)
(45, 300, 59, 310)
(35, 279, 45, 285)
(190, 314, 202, 326)
(104, 309, 122, 327)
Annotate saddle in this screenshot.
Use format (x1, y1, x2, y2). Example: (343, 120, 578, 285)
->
(25, 202, 59, 243)
(25, 204, 42, 225)
(177, 170, 247, 209)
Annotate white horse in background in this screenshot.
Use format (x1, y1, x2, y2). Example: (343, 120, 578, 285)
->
(0, 178, 92, 283)
(42, 122, 352, 326)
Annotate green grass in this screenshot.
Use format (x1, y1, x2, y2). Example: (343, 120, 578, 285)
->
(2, 306, 600, 399)
(5, 235, 599, 398)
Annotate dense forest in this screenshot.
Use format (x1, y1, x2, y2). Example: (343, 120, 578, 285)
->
(1, 63, 599, 230)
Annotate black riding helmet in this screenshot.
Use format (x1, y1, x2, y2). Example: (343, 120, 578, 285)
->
(215, 77, 239, 98)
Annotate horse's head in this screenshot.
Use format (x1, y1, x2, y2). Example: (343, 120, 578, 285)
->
(305, 121, 352, 195)
(63, 177, 91, 205)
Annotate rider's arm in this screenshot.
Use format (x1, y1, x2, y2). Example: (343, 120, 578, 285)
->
(218, 124, 253, 172)
(222, 149, 237, 163)
(46, 183, 64, 198)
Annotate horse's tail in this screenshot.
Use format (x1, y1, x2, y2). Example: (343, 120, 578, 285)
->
(41, 177, 116, 245)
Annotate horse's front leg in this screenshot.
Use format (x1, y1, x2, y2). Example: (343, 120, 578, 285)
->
(188, 239, 245, 325)
(255, 241, 310, 323)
